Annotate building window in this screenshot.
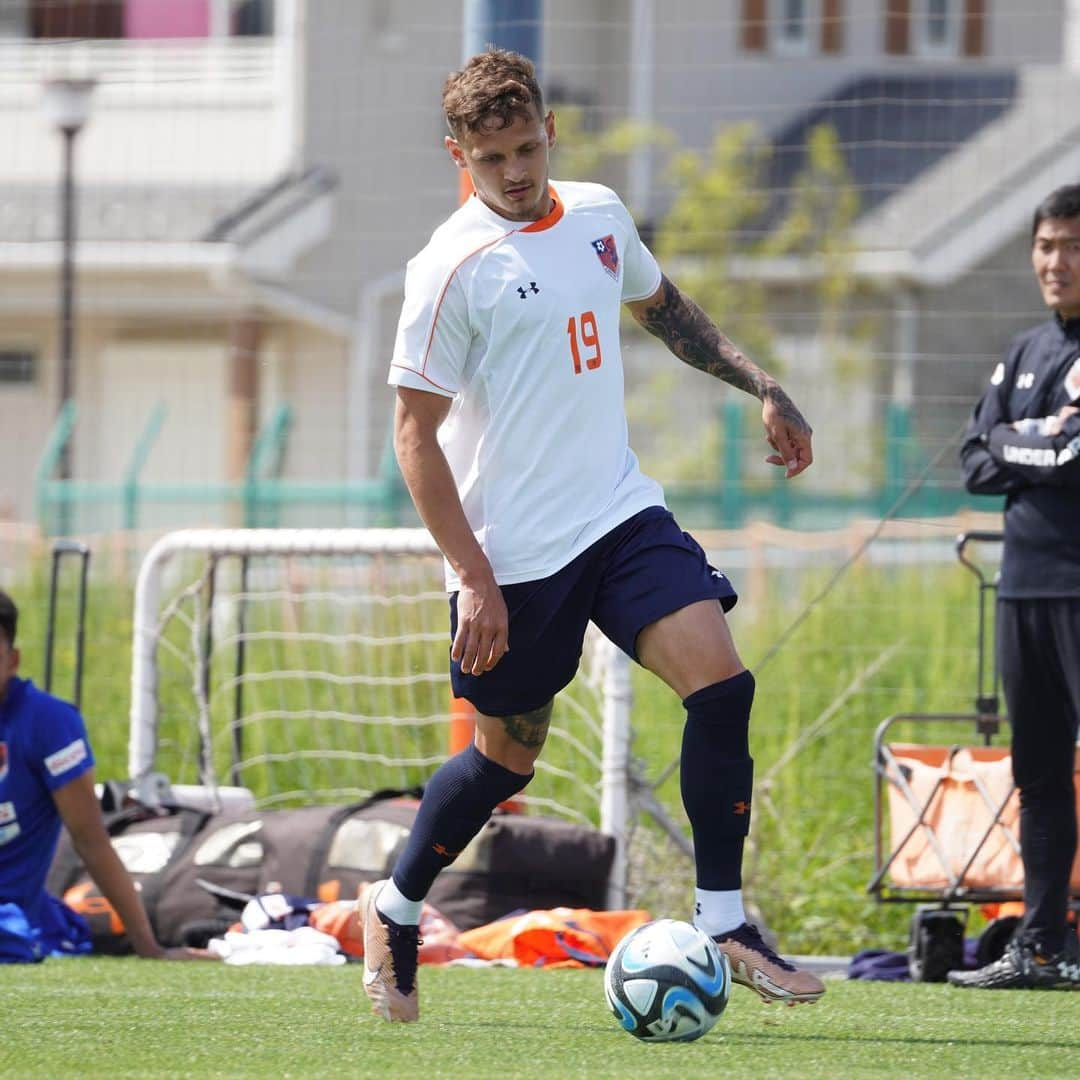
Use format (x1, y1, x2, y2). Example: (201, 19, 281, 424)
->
(914, 0, 960, 57)
(0, 349, 36, 385)
(231, 0, 274, 37)
(742, 1, 843, 56)
(776, 0, 813, 54)
(30, 0, 124, 39)
(886, 0, 984, 57)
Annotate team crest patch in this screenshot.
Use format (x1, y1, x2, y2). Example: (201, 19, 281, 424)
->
(1065, 355, 1080, 401)
(591, 234, 619, 279)
(0, 742, 7, 784)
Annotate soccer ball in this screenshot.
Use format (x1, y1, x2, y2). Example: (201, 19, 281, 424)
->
(604, 919, 731, 1043)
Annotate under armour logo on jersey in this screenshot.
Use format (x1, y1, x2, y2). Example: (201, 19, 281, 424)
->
(591, 234, 619, 279)
(1016, 372, 1035, 389)
(517, 282, 540, 299)
(733, 800, 751, 815)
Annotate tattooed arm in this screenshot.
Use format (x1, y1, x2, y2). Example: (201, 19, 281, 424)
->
(626, 274, 814, 478)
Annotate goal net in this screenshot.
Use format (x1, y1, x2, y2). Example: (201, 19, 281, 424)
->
(127, 527, 695, 910)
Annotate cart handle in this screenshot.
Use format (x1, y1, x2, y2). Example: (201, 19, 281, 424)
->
(955, 531, 1003, 585)
(954, 531, 1004, 723)
(44, 540, 91, 710)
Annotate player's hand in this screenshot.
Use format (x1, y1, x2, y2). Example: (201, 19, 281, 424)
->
(163, 946, 218, 960)
(139, 944, 218, 960)
(761, 387, 813, 478)
(453, 572, 509, 676)
(1046, 405, 1080, 436)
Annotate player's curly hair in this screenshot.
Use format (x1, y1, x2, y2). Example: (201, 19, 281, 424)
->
(443, 48, 544, 138)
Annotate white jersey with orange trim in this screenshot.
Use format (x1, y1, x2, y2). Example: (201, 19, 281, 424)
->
(388, 179, 665, 589)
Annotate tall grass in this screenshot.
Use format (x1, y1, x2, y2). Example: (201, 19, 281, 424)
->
(10, 540, 1001, 955)
(624, 554, 1001, 954)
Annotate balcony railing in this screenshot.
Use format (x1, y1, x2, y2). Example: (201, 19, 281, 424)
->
(0, 37, 284, 89)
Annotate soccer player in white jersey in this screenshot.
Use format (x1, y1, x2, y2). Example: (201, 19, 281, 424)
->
(363, 49, 823, 1022)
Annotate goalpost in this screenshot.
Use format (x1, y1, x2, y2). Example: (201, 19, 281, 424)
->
(127, 527, 645, 907)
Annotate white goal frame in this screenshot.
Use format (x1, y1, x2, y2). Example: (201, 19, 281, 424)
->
(127, 527, 634, 907)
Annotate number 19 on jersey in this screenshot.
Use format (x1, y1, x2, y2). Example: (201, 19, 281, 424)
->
(568, 310, 603, 374)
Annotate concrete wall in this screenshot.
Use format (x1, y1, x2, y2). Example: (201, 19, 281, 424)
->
(0, 314, 54, 523)
(276, 319, 350, 484)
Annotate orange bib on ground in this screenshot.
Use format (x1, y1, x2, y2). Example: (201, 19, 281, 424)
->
(458, 907, 651, 968)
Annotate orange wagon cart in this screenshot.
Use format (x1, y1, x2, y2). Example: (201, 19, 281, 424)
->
(867, 531, 1080, 980)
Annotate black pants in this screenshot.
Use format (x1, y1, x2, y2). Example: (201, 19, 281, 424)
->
(997, 598, 1080, 953)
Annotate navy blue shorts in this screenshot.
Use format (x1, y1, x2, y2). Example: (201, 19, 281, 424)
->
(449, 506, 737, 716)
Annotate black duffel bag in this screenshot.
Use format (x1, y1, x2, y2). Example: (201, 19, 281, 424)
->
(426, 811, 616, 931)
(48, 790, 617, 947)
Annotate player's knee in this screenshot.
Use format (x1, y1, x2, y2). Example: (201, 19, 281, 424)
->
(683, 671, 755, 748)
(473, 744, 534, 807)
(680, 672, 755, 836)
(486, 743, 542, 777)
(476, 701, 552, 773)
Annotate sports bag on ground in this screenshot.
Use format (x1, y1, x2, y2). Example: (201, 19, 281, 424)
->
(426, 811, 617, 931)
(47, 790, 617, 947)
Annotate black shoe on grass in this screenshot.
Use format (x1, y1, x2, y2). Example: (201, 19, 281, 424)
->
(947, 934, 1080, 990)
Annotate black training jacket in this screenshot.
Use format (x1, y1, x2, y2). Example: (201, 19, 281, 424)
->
(960, 314, 1080, 598)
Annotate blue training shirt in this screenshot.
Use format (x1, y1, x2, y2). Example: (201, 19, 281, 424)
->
(0, 677, 95, 925)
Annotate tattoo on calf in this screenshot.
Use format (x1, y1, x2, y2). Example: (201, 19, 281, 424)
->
(501, 702, 553, 749)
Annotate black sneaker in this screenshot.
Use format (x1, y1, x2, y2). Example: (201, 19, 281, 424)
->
(947, 934, 1080, 990)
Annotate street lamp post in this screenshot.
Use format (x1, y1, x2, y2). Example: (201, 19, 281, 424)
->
(41, 78, 95, 531)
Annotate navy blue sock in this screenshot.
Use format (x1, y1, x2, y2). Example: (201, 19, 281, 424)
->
(391, 743, 532, 901)
(680, 671, 755, 891)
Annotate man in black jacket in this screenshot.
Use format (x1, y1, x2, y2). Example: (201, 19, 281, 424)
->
(951, 183, 1080, 990)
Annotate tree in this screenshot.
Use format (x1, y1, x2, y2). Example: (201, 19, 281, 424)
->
(639, 123, 867, 489)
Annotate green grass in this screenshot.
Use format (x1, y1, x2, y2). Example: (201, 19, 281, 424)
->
(1, 959, 1075, 1079)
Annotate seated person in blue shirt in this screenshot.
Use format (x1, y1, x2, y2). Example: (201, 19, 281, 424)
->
(0, 589, 190, 961)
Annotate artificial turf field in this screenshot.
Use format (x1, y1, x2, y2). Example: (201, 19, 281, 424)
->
(1, 959, 1076, 1079)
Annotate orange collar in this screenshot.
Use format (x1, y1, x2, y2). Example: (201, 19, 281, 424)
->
(519, 185, 564, 233)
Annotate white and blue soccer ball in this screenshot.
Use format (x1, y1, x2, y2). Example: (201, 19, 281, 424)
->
(604, 918, 732, 1043)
